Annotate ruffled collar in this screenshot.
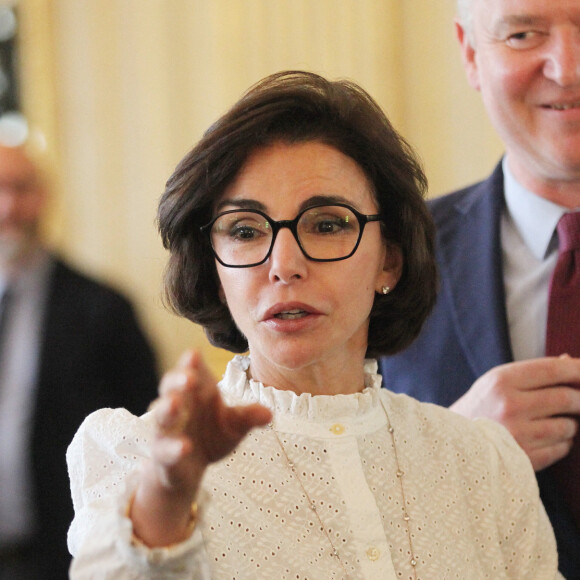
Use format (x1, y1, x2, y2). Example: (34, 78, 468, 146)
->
(219, 355, 386, 433)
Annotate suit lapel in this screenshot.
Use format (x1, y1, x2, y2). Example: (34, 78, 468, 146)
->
(435, 164, 513, 379)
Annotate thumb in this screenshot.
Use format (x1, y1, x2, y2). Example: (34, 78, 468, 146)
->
(223, 403, 272, 439)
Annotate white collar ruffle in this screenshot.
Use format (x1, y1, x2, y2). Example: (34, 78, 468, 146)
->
(219, 355, 386, 433)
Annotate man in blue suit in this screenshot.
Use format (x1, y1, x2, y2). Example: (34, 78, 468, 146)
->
(380, 0, 580, 576)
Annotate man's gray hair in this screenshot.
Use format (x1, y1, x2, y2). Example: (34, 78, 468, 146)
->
(456, 0, 474, 44)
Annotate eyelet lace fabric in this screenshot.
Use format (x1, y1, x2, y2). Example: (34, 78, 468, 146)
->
(67, 356, 561, 579)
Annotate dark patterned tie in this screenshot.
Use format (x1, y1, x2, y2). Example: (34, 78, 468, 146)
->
(0, 286, 13, 375)
(545, 211, 580, 526)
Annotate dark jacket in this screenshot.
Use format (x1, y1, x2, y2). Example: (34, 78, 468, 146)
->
(29, 258, 159, 578)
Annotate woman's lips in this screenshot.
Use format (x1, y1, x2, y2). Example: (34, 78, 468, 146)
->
(273, 309, 308, 320)
(261, 302, 323, 329)
(263, 302, 320, 319)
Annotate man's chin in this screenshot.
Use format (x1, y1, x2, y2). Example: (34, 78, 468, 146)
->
(0, 238, 34, 267)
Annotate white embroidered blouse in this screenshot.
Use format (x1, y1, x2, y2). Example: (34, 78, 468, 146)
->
(67, 356, 561, 579)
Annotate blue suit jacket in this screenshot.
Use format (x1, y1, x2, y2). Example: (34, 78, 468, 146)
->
(380, 163, 580, 577)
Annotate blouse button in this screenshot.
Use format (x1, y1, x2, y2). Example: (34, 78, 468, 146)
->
(329, 423, 345, 435)
(366, 546, 381, 561)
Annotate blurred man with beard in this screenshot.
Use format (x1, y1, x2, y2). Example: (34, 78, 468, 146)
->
(0, 142, 159, 579)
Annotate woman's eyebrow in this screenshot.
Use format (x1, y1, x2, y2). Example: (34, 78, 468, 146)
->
(216, 194, 359, 215)
(298, 194, 354, 211)
(215, 198, 267, 212)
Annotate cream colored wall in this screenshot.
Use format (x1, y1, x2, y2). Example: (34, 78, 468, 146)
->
(17, 0, 502, 377)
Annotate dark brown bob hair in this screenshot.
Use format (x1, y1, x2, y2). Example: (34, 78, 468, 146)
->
(158, 71, 437, 357)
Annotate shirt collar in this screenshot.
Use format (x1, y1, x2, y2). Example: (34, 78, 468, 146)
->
(502, 157, 569, 260)
(0, 249, 52, 296)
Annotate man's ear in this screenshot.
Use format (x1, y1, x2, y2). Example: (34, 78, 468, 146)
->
(455, 18, 481, 92)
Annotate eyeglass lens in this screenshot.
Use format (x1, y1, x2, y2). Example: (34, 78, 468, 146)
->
(210, 205, 363, 266)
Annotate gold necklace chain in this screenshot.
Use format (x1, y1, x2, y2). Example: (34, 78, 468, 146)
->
(380, 398, 419, 579)
(270, 425, 351, 578)
(270, 397, 418, 580)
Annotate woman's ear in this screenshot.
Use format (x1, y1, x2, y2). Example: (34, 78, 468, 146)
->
(377, 243, 402, 294)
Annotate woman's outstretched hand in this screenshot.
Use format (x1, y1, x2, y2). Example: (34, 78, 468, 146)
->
(130, 350, 272, 547)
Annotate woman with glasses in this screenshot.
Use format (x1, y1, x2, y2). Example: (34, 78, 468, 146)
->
(66, 71, 561, 579)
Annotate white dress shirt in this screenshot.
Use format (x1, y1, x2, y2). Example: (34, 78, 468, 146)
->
(0, 250, 53, 544)
(501, 157, 573, 361)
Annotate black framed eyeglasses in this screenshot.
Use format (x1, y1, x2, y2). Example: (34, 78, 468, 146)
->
(200, 203, 382, 268)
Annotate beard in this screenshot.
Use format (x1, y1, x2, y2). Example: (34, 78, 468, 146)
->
(0, 229, 37, 268)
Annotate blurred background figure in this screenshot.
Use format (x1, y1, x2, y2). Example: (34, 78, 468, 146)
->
(0, 141, 159, 579)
